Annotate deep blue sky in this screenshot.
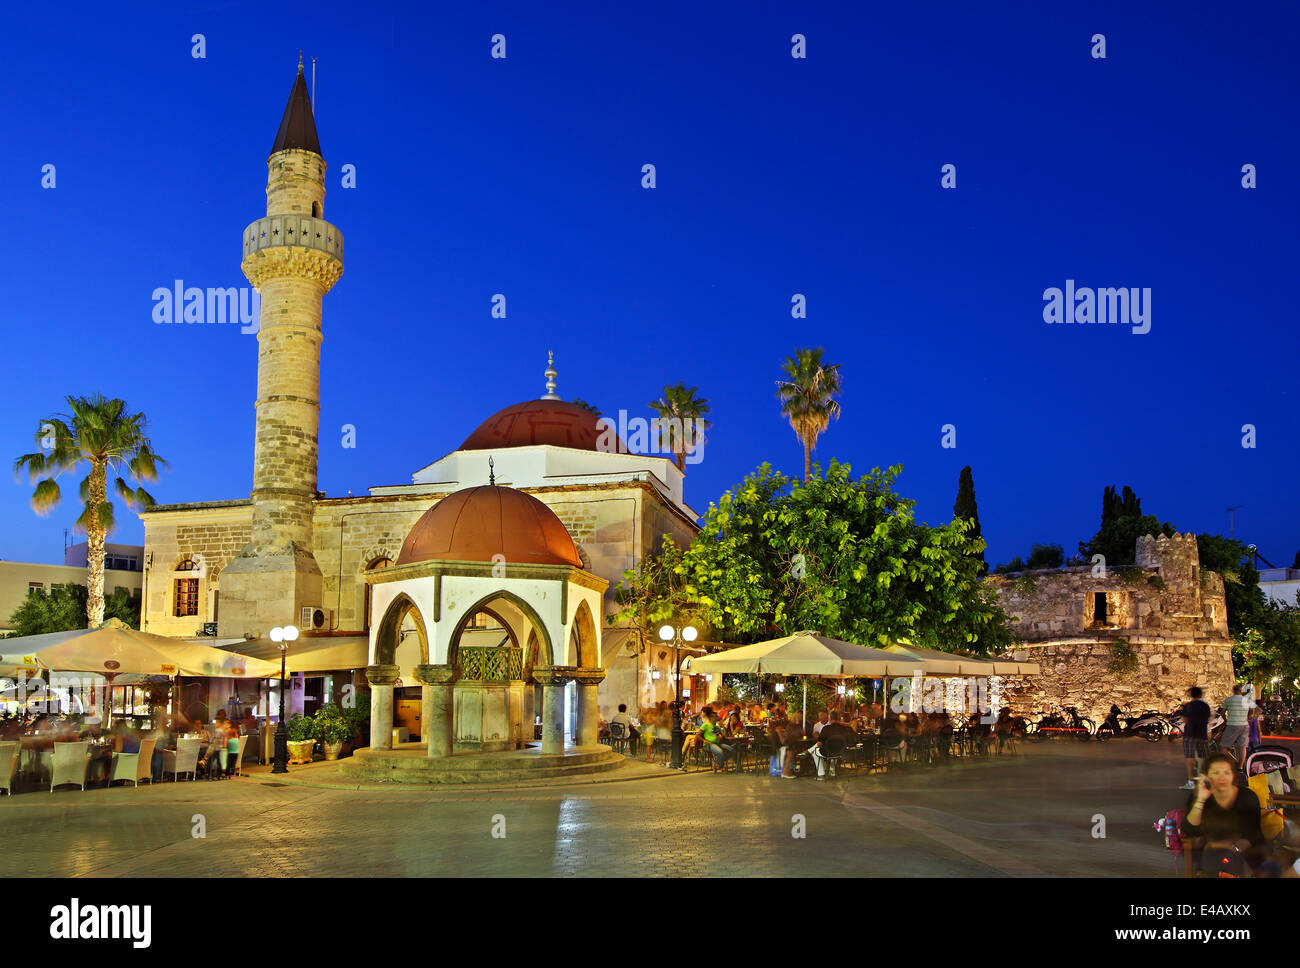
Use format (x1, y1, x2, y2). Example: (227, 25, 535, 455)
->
(1, 1, 1296, 569)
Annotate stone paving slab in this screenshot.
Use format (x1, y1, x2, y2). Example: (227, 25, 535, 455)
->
(0, 740, 1233, 877)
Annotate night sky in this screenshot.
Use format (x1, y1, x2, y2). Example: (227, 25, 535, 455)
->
(2, 1, 1296, 569)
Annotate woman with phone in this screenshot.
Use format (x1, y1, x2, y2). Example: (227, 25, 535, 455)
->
(1180, 752, 1264, 876)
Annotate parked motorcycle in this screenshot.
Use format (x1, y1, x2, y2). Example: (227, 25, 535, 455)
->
(1095, 704, 1165, 742)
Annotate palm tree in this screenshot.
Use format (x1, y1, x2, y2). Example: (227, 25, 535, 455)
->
(15, 394, 166, 627)
(648, 383, 710, 472)
(775, 347, 842, 481)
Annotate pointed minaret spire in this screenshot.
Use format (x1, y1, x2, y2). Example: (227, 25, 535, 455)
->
(541, 351, 559, 400)
(271, 58, 322, 157)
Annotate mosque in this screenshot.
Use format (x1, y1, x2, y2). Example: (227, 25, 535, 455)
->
(138, 65, 700, 776)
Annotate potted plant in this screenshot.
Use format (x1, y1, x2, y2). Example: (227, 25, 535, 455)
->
(286, 713, 315, 764)
(343, 693, 370, 750)
(313, 703, 352, 760)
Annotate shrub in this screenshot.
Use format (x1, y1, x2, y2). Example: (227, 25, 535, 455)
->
(286, 712, 314, 742)
(1107, 638, 1139, 676)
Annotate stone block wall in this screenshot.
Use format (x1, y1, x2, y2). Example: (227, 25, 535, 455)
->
(140, 504, 252, 637)
(987, 533, 1235, 722)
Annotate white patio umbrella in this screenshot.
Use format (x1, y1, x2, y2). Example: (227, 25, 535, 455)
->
(0, 621, 280, 724)
(883, 643, 997, 675)
(683, 632, 949, 727)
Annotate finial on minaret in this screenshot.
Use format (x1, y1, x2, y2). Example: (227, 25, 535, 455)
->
(298, 51, 304, 74)
(488, 456, 496, 486)
(541, 350, 559, 400)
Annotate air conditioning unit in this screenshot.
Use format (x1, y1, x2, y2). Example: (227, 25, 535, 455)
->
(300, 606, 332, 631)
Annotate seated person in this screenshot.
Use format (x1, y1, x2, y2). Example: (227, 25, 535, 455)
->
(808, 711, 854, 779)
(1180, 752, 1266, 876)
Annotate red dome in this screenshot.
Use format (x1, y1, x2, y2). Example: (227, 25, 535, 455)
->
(396, 485, 582, 568)
(459, 399, 615, 452)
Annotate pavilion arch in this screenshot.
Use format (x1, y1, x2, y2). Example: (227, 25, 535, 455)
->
(568, 599, 599, 670)
(372, 592, 430, 668)
(445, 588, 554, 673)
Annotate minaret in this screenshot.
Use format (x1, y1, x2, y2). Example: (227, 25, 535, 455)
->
(220, 58, 344, 639)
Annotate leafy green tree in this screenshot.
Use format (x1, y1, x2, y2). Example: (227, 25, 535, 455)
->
(1026, 543, 1064, 569)
(14, 394, 165, 626)
(647, 383, 710, 472)
(7, 583, 141, 637)
(569, 398, 601, 415)
(677, 461, 1014, 653)
(1292, 549, 1300, 569)
(1078, 484, 1175, 566)
(611, 535, 706, 650)
(953, 465, 985, 575)
(775, 348, 842, 481)
(1196, 533, 1266, 637)
(1235, 602, 1300, 690)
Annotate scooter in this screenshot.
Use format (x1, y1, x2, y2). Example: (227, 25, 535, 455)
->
(1096, 704, 1165, 742)
(1166, 705, 1225, 745)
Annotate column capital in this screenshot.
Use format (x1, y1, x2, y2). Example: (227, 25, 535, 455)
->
(415, 663, 459, 686)
(365, 664, 400, 686)
(570, 667, 606, 686)
(533, 665, 577, 687)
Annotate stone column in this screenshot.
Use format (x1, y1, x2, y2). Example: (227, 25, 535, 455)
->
(533, 667, 574, 755)
(571, 668, 606, 748)
(416, 664, 460, 758)
(366, 664, 398, 751)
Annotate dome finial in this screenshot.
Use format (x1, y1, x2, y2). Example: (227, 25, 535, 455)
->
(541, 350, 559, 400)
(298, 50, 304, 74)
(488, 456, 495, 486)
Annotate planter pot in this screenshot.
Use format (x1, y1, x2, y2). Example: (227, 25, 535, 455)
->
(323, 740, 344, 761)
(286, 739, 315, 765)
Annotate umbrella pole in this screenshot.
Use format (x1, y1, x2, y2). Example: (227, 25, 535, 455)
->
(802, 679, 807, 731)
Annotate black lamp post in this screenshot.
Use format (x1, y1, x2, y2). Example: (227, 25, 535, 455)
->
(659, 622, 697, 770)
(270, 624, 299, 774)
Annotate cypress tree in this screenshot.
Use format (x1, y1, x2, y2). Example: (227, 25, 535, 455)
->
(953, 465, 986, 574)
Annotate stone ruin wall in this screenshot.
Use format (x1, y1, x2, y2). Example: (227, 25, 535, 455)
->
(987, 533, 1235, 723)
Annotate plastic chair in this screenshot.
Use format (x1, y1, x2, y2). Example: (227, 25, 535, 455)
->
(49, 741, 91, 793)
(0, 741, 19, 795)
(817, 735, 849, 777)
(109, 737, 156, 788)
(607, 721, 629, 754)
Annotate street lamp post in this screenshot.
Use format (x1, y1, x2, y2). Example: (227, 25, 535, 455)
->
(659, 622, 697, 770)
(269, 625, 299, 774)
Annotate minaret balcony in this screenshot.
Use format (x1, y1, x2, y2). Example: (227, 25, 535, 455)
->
(242, 214, 344, 264)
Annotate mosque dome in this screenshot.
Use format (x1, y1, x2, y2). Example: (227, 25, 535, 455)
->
(396, 485, 582, 568)
(459, 399, 610, 453)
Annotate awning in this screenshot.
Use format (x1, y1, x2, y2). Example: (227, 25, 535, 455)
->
(0, 622, 279, 678)
(217, 635, 369, 674)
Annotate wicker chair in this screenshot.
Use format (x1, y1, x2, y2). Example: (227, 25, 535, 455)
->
(0, 741, 19, 795)
(49, 741, 91, 793)
(109, 737, 156, 788)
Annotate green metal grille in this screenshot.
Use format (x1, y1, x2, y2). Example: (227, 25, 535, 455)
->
(459, 646, 524, 682)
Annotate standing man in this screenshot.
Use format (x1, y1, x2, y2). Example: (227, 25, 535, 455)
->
(1178, 686, 1211, 790)
(1221, 685, 1250, 764)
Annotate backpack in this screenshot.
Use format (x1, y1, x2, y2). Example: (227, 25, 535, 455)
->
(1154, 809, 1185, 856)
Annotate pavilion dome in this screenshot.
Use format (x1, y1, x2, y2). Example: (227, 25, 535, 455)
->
(396, 485, 582, 568)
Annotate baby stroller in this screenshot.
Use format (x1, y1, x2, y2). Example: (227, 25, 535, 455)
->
(1244, 745, 1294, 780)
